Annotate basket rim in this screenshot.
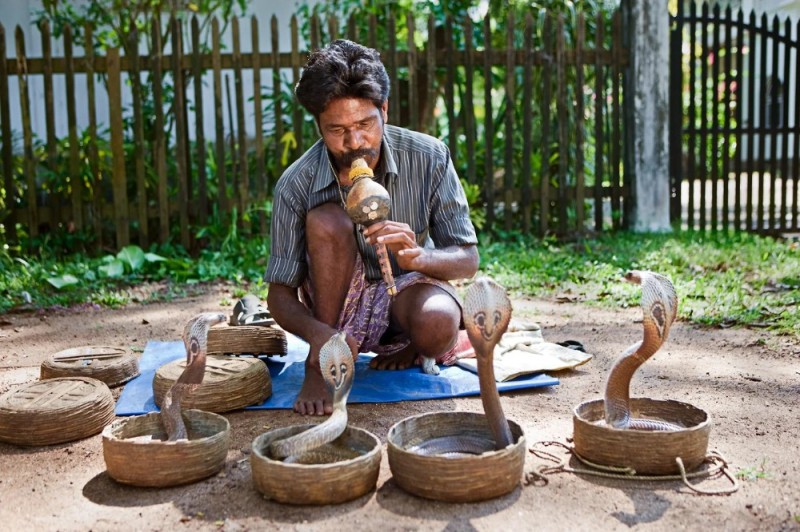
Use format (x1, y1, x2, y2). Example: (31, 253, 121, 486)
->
(51, 345, 129, 358)
(572, 397, 712, 433)
(386, 410, 526, 458)
(251, 424, 381, 469)
(102, 409, 230, 445)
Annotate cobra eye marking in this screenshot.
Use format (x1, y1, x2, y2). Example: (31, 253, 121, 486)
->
(651, 302, 667, 338)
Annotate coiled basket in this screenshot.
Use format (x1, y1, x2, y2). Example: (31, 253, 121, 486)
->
(572, 398, 711, 475)
(387, 411, 526, 503)
(102, 409, 230, 487)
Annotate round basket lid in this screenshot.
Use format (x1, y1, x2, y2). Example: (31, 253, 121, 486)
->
(0, 377, 116, 446)
(41, 346, 139, 387)
(153, 355, 271, 412)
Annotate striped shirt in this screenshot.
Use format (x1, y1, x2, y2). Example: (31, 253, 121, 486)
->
(265, 124, 477, 287)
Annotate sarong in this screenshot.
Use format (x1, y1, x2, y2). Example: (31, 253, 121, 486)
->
(304, 254, 473, 365)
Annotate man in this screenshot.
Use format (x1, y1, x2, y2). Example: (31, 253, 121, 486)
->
(265, 39, 479, 416)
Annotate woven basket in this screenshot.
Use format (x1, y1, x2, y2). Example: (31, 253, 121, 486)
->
(41, 346, 139, 387)
(153, 355, 271, 412)
(387, 411, 526, 503)
(102, 410, 230, 487)
(0, 377, 116, 446)
(573, 398, 711, 475)
(251, 424, 382, 505)
(207, 326, 287, 356)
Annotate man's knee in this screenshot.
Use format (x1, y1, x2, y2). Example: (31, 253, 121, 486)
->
(407, 295, 460, 355)
(307, 203, 353, 247)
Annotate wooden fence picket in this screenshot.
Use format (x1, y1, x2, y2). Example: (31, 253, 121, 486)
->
(0, 24, 13, 243)
(0, 9, 632, 249)
(106, 47, 129, 247)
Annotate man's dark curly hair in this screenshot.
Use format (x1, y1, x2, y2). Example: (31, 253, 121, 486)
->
(295, 39, 390, 117)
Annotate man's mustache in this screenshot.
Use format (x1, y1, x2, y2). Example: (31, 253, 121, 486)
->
(341, 148, 379, 167)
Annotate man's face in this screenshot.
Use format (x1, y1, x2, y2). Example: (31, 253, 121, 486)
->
(318, 98, 388, 172)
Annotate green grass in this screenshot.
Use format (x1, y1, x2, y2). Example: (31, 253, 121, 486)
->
(0, 237, 272, 313)
(1, 231, 798, 338)
(734, 458, 771, 482)
(478, 231, 800, 337)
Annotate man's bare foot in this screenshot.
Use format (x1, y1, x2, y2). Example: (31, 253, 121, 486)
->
(368, 345, 418, 370)
(293, 361, 333, 415)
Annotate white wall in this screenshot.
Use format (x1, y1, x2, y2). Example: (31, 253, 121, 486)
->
(0, 0, 320, 143)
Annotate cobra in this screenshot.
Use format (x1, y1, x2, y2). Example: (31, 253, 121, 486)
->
(269, 331, 356, 463)
(161, 312, 227, 441)
(409, 276, 514, 456)
(604, 270, 682, 431)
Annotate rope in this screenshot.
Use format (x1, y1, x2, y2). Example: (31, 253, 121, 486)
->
(524, 441, 739, 495)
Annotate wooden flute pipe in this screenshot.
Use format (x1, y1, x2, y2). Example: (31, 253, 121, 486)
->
(344, 158, 397, 296)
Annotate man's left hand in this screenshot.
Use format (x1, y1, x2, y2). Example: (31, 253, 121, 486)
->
(362, 221, 426, 271)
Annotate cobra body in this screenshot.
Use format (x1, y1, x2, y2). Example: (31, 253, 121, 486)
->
(161, 312, 227, 441)
(604, 270, 681, 431)
(269, 332, 355, 461)
(409, 276, 514, 456)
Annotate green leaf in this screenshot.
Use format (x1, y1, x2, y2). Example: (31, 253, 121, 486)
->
(144, 252, 166, 263)
(117, 245, 145, 272)
(46, 274, 80, 289)
(280, 131, 298, 166)
(98, 260, 125, 278)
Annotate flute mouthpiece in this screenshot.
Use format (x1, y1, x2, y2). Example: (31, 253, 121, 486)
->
(349, 158, 374, 180)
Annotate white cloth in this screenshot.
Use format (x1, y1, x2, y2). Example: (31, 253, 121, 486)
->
(456, 323, 592, 382)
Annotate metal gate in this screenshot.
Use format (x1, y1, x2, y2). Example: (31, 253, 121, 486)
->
(669, 1, 800, 234)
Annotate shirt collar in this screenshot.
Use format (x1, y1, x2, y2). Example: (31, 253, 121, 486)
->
(311, 139, 335, 193)
(380, 127, 399, 179)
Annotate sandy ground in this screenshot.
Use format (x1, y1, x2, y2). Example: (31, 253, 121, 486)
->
(0, 284, 799, 532)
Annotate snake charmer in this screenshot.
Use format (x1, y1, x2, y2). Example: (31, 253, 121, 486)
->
(264, 39, 479, 416)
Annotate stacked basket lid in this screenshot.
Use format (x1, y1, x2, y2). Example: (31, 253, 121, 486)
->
(0, 345, 138, 446)
(40, 345, 140, 387)
(206, 325, 287, 356)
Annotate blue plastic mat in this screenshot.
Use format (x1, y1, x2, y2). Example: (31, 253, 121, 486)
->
(115, 333, 559, 415)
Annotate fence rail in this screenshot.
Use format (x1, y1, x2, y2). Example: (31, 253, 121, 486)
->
(0, 9, 629, 252)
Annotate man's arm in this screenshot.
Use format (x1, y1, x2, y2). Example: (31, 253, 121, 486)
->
(399, 242, 479, 281)
(363, 221, 479, 281)
(266, 283, 344, 354)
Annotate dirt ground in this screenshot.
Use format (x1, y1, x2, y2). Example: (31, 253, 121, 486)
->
(1, 283, 799, 532)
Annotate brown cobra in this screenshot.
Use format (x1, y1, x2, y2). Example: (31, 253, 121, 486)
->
(161, 312, 226, 441)
(409, 276, 514, 455)
(604, 270, 681, 431)
(269, 332, 355, 462)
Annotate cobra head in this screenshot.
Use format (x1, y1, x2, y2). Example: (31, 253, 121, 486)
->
(623, 270, 644, 285)
(462, 277, 512, 358)
(179, 312, 226, 384)
(319, 331, 354, 403)
(624, 270, 678, 341)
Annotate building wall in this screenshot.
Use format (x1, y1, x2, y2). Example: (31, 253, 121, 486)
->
(0, 0, 319, 143)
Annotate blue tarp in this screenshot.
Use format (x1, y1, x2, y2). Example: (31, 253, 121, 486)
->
(115, 333, 559, 415)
